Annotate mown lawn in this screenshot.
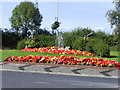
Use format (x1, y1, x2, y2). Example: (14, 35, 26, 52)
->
(0, 50, 119, 62)
(103, 51, 119, 62)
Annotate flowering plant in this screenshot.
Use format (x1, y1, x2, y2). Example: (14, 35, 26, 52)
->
(21, 47, 95, 57)
(4, 55, 119, 68)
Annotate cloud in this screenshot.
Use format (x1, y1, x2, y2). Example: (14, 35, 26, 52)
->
(92, 27, 105, 31)
(92, 27, 114, 34)
(59, 26, 72, 32)
(0, 26, 12, 29)
(60, 26, 71, 29)
(40, 26, 45, 29)
(3, 26, 8, 29)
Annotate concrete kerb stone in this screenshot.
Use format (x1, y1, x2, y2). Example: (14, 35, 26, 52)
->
(0, 61, 118, 70)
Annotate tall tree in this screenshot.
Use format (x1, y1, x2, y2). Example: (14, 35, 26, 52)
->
(106, 0, 120, 43)
(9, 1, 43, 38)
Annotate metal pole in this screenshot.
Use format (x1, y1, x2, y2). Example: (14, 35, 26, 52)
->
(84, 32, 93, 51)
(85, 38, 87, 51)
(56, 29, 60, 48)
(57, 0, 59, 19)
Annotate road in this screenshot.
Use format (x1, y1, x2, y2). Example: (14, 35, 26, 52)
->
(2, 71, 118, 88)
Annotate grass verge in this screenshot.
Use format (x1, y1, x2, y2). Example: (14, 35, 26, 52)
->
(1, 50, 119, 62)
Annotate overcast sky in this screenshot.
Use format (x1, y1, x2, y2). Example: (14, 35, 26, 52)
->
(0, 0, 115, 34)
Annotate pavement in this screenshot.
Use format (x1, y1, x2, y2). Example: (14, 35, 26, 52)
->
(0, 61, 119, 78)
(2, 71, 119, 88)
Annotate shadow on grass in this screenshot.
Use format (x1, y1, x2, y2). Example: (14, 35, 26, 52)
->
(109, 55, 118, 58)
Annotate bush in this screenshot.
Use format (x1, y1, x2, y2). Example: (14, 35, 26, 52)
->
(2, 31, 20, 49)
(111, 44, 119, 51)
(17, 35, 56, 49)
(93, 39, 110, 57)
(86, 39, 95, 53)
(17, 39, 26, 50)
(34, 35, 56, 47)
(25, 39, 36, 48)
(72, 37, 86, 51)
(63, 32, 75, 48)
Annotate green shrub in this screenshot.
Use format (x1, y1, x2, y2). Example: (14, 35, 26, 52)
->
(86, 39, 95, 53)
(93, 39, 110, 57)
(34, 34, 56, 48)
(63, 32, 75, 48)
(72, 37, 86, 51)
(111, 44, 119, 51)
(17, 39, 26, 50)
(25, 39, 36, 48)
(2, 31, 21, 49)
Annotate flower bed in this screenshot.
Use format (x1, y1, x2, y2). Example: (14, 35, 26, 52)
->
(4, 55, 119, 68)
(0, 49, 2, 51)
(21, 47, 95, 57)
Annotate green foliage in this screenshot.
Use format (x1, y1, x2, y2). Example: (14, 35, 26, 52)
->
(34, 35, 56, 47)
(93, 39, 110, 57)
(72, 27, 93, 37)
(63, 27, 93, 49)
(2, 31, 20, 49)
(86, 38, 95, 53)
(106, 1, 120, 28)
(63, 27, 111, 57)
(25, 39, 36, 48)
(72, 37, 86, 51)
(16, 35, 56, 49)
(113, 27, 120, 45)
(17, 39, 26, 50)
(111, 44, 119, 51)
(94, 30, 108, 41)
(63, 32, 75, 47)
(9, 1, 43, 38)
(106, 1, 120, 45)
(85, 37, 110, 57)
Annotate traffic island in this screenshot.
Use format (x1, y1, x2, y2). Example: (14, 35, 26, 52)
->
(0, 61, 118, 78)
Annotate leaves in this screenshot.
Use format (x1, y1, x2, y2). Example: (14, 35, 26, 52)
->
(106, 1, 120, 49)
(9, 1, 43, 38)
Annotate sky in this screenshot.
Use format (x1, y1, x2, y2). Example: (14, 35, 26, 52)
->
(0, 0, 116, 34)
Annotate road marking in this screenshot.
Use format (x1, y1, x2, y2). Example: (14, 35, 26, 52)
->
(35, 82, 50, 84)
(100, 70, 113, 76)
(18, 65, 32, 70)
(70, 81, 118, 88)
(71, 83, 92, 86)
(71, 68, 85, 74)
(44, 66, 58, 72)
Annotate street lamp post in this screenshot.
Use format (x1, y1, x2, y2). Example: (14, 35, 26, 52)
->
(84, 32, 93, 51)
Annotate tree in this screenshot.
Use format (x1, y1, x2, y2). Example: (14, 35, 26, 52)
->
(72, 37, 86, 51)
(9, 1, 43, 38)
(106, 0, 120, 45)
(63, 32, 75, 47)
(72, 27, 93, 37)
(93, 39, 110, 57)
(2, 29, 20, 49)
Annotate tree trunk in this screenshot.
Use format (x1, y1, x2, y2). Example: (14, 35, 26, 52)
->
(22, 27, 28, 39)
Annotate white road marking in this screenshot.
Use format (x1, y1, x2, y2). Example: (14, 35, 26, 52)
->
(70, 81, 118, 88)
(35, 82, 50, 84)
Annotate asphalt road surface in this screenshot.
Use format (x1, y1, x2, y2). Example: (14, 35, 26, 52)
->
(2, 71, 118, 88)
